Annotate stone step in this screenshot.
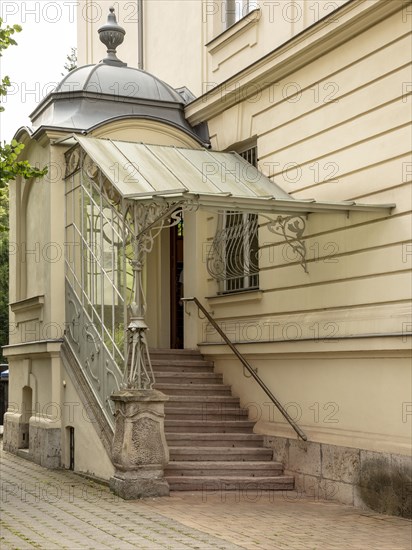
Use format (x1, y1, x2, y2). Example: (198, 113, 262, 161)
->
(154, 372, 223, 384)
(166, 475, 294, 492)
(151, 360, 215, 372)
(165, 461, 283, 477)
(166, 395, 241, 407)
(155, 383, 232, 396)
(166, 433, 264, 447)
(150, 349, 203, 360)
(164, 420, 255, 433)
(149, 348, 295, 494)
(169, 447, 273, 461)
(164, 407, 249, 421)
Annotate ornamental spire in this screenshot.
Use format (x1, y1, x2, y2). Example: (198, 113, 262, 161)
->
(98, 7, 127, 66)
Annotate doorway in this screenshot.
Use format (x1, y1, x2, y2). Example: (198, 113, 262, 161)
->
(170, 216, 184, 349)
(20, 386, 32, 449)
(67, 426, 75, 470)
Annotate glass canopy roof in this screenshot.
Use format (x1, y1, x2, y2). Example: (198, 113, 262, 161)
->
(73, 135, 395, 215)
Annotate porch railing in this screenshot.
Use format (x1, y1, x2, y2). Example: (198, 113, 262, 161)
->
(65, 279, 123, 427)
(182, 297, 307, 441)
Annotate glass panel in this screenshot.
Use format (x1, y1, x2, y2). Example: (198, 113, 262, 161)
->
(64, 150, 131, 367)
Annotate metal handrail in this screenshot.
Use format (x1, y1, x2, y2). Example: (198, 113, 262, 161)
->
(182, 297, 307, 441)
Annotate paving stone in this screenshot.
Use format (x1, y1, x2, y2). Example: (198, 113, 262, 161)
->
(1, 444, 411, 549)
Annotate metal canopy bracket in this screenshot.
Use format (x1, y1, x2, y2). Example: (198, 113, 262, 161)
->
(263, 214, 307, 273)
(206, 212, 308, 284)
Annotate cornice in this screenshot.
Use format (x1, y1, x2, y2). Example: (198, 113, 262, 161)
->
(186, 0, 407, 125)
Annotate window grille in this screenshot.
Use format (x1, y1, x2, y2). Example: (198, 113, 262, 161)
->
(223, 211, 259, 292)
(207, 145, 260, 293)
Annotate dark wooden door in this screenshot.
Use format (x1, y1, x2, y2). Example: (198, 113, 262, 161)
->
(170, 218, 184, 348)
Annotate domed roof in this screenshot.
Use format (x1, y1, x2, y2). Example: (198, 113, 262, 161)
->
(28, 7, 208, 145)
(55, 63, 185, 104)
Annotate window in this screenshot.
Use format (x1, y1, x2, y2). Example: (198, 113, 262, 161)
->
(207, 145, 260, 294)
(225, 145, 259, 292)
(225, 0, 258, 28)
(223, 211, 259, 292)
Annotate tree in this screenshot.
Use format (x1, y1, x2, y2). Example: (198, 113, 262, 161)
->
(0, 18, 47, 191)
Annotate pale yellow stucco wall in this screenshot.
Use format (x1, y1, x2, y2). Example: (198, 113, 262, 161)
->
(181, 2, 412, 455)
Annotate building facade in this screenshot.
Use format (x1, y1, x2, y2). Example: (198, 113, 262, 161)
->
(4, 0, 411, 514)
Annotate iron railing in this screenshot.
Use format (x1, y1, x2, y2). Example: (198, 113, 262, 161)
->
(183, 296, 307, 441)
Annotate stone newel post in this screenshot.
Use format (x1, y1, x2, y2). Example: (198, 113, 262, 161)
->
(110, 389, 170, 499)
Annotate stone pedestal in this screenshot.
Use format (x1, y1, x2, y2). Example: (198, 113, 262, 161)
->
(109, 389, 170, 499)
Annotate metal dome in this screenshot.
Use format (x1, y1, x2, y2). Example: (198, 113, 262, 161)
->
(28, 8, 208, 144)
(55, 63, 185, 104)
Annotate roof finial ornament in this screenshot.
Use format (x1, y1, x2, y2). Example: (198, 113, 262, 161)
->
(98, 7, 127, 66)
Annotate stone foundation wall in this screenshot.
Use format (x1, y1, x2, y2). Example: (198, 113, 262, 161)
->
(3, 413, 25, 453)
(29, 418, 61, 469)
(3, 413, 61, 469)
(264, 436, 411, 519)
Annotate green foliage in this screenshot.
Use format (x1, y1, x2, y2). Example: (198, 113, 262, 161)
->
(0, 19, 48, 190)
(0, 18, 22, 114)
(0, 139, 48, 191)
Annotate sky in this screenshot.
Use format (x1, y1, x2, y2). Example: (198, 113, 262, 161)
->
(0, 1, 77, 142)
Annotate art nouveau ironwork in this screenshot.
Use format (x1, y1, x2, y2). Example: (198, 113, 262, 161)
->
(123, 199, 197, 389)
(65, 146, 198, 401)
(263, 214, 307, 273)
(206, 211, 308, 290)
(206, 211, 259, 292)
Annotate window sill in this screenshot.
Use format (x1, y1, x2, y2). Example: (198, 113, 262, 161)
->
(206, 288, 263, 306)
(10, 295, 45, 325)
(206, 8, 261, 54)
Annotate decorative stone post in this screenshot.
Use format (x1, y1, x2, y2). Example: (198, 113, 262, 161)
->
(109, 242, 170, 498)
(95, 8, 173, 499)
(110, 389, 170, 499)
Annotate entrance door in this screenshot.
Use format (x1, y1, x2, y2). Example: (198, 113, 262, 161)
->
(170, 217, 184, 348)
(69, 427, 75, 470)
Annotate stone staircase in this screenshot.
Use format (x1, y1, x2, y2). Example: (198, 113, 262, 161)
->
(152, 349, 294, 492)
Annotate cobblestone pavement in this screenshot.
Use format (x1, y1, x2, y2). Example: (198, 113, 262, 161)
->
(1, 447, 411, 550)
